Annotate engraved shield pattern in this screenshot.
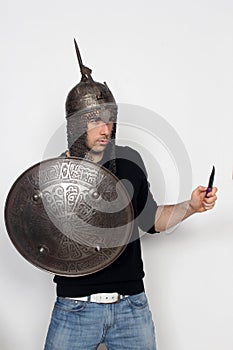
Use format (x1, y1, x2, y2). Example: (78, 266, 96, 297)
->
(5, 157, 133, 276)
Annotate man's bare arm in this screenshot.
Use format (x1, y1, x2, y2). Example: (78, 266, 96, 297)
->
(155, 186, 218, 232)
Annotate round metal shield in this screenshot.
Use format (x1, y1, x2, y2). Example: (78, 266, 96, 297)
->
(5, 157, 134, 276)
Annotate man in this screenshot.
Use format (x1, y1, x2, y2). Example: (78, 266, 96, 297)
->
(44, 40, 217, 350)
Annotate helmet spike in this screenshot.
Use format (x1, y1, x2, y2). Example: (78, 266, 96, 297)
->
(74, 38, 83, 67)
(74, 38, 92, 79)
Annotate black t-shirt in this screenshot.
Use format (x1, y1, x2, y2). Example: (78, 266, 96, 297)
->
(54, 146, 158, 297)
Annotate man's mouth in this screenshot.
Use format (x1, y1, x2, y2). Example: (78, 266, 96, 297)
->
(97, 138, 109, 145)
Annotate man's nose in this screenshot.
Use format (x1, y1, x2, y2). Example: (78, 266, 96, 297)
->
(100, 122, 110, 135)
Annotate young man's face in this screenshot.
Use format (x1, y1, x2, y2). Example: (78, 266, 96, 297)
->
(85, 116, 114, 159)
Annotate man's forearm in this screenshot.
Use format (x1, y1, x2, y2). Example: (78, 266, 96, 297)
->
(154, 201, 196, 232)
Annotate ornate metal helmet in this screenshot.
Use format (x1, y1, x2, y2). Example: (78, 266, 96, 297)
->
(65, 39, 118, 171)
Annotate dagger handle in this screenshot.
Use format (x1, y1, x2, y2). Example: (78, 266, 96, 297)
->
(205, 187, 212, 197)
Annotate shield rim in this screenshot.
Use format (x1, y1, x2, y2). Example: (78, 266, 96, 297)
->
(4, 156, 134, 277)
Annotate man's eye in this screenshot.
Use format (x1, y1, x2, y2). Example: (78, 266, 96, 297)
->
(89, 118, 101, 124)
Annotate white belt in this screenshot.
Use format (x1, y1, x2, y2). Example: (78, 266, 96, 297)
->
(66, 292, 129, 304)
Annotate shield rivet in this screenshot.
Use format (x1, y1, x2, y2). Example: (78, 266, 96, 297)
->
(32, 193, 40, 202)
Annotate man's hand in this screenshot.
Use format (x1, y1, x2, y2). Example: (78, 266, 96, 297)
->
(189, 186, 218, 213)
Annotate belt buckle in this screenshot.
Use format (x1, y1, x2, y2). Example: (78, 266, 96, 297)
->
(115, 293, 121, 303)
(93, 292, 120, 304)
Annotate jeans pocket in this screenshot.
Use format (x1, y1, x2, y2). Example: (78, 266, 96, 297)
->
(55, 297, 87, 312)
(127, 292, 148, 309)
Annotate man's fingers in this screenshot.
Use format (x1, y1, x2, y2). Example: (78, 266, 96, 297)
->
(209, 186, 218, 196)
(203, 186, 218, 197)
(197, 185, 208, 192)
(203, 201, 215, 210)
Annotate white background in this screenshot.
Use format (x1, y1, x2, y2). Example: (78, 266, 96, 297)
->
(1, 1, 233, 349)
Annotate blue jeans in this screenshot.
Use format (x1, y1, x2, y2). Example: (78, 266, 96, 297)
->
(44, 292, 157, 350)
